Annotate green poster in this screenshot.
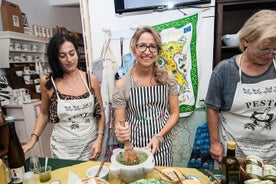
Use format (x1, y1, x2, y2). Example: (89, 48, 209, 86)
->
(153, 13, 199, 117)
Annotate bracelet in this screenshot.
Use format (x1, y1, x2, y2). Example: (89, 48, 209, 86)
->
(31, 133, 39, 142)
(97, 130, 104, 136)
(153, 134, 164, 144)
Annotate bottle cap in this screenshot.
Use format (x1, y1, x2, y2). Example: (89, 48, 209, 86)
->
(227, 141, 236, 150)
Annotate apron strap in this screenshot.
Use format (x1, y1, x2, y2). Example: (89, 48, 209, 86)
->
(51, 77, 60, 100)
(238, 54, 242, 84)
(80, 70, 92, 96)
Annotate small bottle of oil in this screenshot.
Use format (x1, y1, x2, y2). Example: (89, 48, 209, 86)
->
(221, 141, 240, 184)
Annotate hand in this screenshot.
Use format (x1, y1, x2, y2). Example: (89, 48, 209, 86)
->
(210, 142, 224, 163)
(115, 121, 131, 142)
(22, 140, 36, 153)
(146, 136, 161, 154)
(89, 139, 102, 160)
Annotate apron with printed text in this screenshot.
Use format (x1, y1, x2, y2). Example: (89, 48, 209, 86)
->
(50, 73, 97, 161)
(127, 84, 173, 166)
(220, 58, 276, 164)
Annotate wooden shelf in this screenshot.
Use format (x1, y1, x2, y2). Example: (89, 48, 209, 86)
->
(6, 64, 41, 100)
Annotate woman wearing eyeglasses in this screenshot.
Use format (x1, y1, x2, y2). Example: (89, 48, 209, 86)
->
(205, 10, 276, 165)
(112, 26, 179, 166)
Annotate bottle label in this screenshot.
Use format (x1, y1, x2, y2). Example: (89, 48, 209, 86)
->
(246, 164, 263, 178)
(228, 171, 240, 184)
(263, 164, 276, 178)
(10, 166, 25, 183)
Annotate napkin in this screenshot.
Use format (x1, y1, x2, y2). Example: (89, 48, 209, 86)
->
(67, 170, 97, 184)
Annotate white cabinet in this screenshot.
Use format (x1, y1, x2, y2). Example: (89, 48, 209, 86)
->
(0, 31, 49, 68)
(4, 100, 54, 158)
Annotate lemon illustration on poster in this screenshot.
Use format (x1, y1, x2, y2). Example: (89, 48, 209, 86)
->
(153, 13, 199, 117)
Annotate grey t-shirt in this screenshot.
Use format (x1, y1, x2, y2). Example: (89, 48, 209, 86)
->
(205, 55, 276, 111)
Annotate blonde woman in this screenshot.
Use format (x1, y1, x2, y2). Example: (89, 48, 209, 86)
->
(112, 26, 179, 166)
(206, 10, 276, 165)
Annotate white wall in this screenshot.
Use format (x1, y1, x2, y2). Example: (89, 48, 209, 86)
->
(87, 0, 215, 101)
(0, 0, 82, 33)
(48, 0, 79, 6)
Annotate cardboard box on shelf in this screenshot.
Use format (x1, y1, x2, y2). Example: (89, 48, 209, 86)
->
(1, 0, 24, 33)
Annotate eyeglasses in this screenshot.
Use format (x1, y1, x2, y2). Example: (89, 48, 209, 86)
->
(136, 43, 159, 53)
(257, 48, 276, 55)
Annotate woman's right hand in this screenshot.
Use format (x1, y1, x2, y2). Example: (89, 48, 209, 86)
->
(115, 121, 131, 142)
(210, 142, 224, 163)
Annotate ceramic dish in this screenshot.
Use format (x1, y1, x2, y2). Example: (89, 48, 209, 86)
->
(86, 166, 109, 181)
(221, 34, 239, 46)
(109, 147, 154, 183)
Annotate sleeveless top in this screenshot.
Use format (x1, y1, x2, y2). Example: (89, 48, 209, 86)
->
(48, 76, 101, 123)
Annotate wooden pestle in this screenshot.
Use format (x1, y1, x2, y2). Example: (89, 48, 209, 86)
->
(120, 120, 139, 165)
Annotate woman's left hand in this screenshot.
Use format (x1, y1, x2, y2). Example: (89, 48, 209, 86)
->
(146, 136, 161, 154)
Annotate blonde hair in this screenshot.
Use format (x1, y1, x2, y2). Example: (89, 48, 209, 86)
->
(239, 10, 276, 52)
(130, 26, 169, 85)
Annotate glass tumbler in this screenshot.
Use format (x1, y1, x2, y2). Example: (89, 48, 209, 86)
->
(39, 166, 52, 183)
(29, 156, 40, 174)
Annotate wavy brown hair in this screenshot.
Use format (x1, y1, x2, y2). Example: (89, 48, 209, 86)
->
(130, 26, 169, 85)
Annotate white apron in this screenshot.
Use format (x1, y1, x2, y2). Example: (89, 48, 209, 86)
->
(220, 56, 276, 164)
(50, 72, 97, 160)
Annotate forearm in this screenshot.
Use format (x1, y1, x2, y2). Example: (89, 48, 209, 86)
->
(158, 95, 179, 137)
(96, 115, 105, 142)
(114, 108, 126, 127)
(206, 106, 220, 144)
(30, 112, 49, 141)
(23, 112, 49, 152)
(158, 113, 179, 138)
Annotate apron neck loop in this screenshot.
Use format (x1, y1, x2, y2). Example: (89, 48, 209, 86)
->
(238, 54, 243, 83)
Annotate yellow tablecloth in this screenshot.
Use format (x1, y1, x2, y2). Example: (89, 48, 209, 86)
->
(34, 161, 210, 184)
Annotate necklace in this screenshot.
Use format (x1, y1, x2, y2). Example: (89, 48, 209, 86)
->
(64, 73, 79, 91)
